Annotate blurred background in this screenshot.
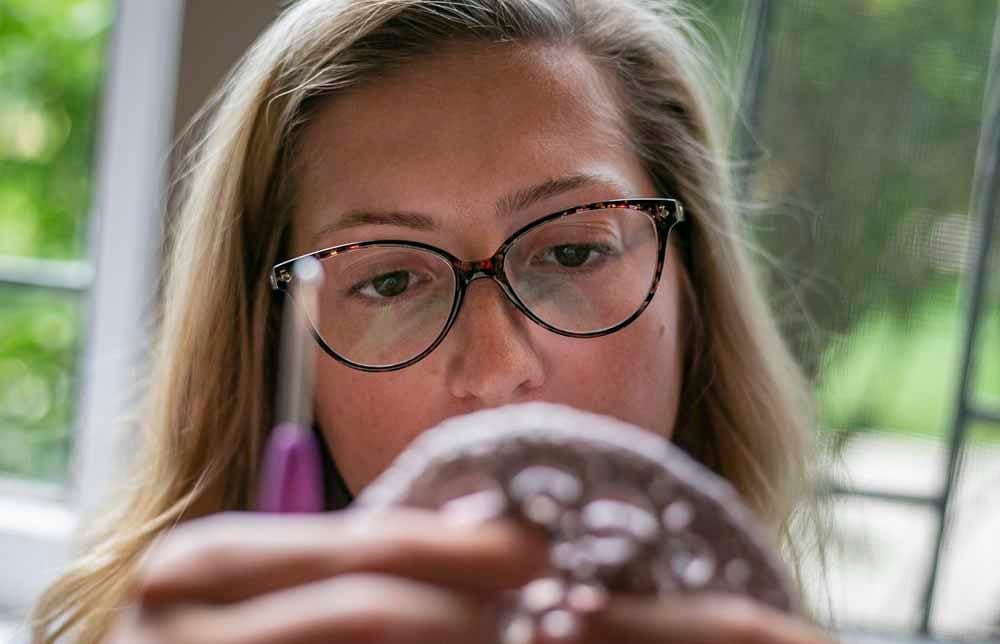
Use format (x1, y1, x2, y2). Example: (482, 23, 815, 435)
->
(0, 0, 997, 642)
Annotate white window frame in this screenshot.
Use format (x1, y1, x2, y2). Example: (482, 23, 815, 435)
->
(0, 0, 185, 617)
(0, 1, 283, 623)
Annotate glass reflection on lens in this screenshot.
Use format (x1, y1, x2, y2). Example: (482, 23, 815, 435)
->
(506, 208, 658, 333)
(317, 246, 456, 367)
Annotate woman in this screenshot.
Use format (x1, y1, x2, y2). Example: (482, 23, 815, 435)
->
(32, 0, 828, 642)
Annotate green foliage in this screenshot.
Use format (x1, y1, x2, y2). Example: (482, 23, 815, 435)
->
(705, 1, 1000, 443)
(0, 287, 80, 479)
(0, 0, 112, 259)
(0, 0, 111, 481)
(818, 286, 1000, 440)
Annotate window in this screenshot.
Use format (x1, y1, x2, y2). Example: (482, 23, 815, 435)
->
(704, 1, 1000, 640)
(0, 0, 111, 484)
(0, 0, 188, 624)
(0, 1, 286, 631)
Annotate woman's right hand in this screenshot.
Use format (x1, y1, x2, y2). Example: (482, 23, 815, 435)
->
(104, 508, 550, 644)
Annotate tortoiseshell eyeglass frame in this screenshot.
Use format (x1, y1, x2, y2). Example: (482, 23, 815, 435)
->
(270, 197, 685, 372)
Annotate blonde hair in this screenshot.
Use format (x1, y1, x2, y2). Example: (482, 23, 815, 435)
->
(31, 1, 818, 641)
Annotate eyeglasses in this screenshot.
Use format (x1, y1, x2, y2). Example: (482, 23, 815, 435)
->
(271, 197, 685, 372)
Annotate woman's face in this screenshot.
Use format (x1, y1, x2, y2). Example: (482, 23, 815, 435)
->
(292, 43, 686, 494)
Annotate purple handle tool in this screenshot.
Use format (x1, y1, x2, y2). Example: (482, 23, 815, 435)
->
(258, 421, 325, 513)
(257, 256, 325, 513)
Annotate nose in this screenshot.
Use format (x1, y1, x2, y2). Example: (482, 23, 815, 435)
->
(444, 278, 545, 406)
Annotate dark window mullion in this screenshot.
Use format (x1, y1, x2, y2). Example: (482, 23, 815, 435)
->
(823, 482, 939, 508)
(731, 0, 774, 202)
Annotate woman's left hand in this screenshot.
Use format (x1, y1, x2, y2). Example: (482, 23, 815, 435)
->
(580, 592, 836, 644)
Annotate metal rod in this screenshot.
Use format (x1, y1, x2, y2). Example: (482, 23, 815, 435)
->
(919, 1, 1000, 632)
(277, 257, 323, 427)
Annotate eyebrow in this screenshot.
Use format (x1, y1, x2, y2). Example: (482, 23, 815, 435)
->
(310, 172, 614, 243)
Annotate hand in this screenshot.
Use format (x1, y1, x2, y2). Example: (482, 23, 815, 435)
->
(104, 508, 549, 644)
(581, 593, 836, 644)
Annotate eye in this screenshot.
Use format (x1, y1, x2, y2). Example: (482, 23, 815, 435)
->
(535, 243, 614, 270)
(549, 244, 595, 268)
(359, 270, 412, 298)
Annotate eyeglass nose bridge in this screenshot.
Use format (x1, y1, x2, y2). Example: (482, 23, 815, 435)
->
(450, 252, 526, 317)
(453, 252, 507, 286)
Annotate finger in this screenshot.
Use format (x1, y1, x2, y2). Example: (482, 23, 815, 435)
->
(139, 572, 499, 644)
(582, 593, 833, 644)
(103, 605, 155, 644)
(137, 508, 548, 607)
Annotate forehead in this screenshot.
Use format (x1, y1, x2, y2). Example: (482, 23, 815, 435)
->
(292, 42, 644, 250)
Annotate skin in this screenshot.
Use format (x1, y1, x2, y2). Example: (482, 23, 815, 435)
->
(107, 43, 834, 644)
(292, 43, 685, 494)
(116, 510, 831, 644)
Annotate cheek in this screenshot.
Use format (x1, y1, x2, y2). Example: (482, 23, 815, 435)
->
(312, 365, 441, 491)
(543, 256, 685, 438)
(623, 255, 685, 432)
